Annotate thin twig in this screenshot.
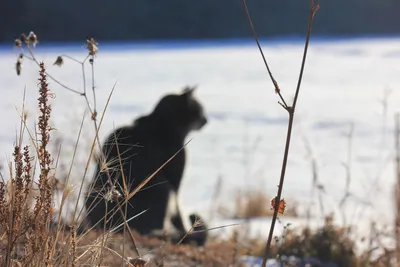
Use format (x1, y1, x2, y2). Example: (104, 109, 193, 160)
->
(90, 57, 97, 114)
(50, 108, 87, 260)
(261, 2, 319, 265)
(292, 1, 320, 111)
(240, 0, 288, 108)
(24, 46, 98, 119)
(338, 122, 354, 225)
(74, 82, 117, 223)
(239, 1, 320, 266)
(24, 47, 83, 95)
(302, 134, 325, 226)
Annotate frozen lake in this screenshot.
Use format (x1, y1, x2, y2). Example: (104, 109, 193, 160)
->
(1, 36, 400, 242)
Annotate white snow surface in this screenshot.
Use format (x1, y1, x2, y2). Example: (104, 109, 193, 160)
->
(0, 36, 400, 245)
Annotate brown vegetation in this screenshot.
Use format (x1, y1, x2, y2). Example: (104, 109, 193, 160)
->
(2, 1, 400, 266)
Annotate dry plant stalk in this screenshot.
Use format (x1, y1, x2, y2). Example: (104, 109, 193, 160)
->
(240, 0, 320, 266)
(13, 32, 136, 263)
(0, 62, 58, 267)
(234, 189, 273, 219)
(5, 42, 130, 266)
(395, 113, 400, 266)
(27, 62, 55, 266)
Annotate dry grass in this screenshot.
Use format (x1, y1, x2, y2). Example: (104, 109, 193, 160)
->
(241, 214, 395, 267)
(231, 189, 297, 219)
(2, 32, 248, 267)
(2, 3, 400, 265)
(0, 62, 61, 266)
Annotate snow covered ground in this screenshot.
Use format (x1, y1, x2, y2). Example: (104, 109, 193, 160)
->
(0, 36, 400, 244)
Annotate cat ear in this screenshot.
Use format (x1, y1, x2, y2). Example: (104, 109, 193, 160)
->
(181, 85, 197, 97)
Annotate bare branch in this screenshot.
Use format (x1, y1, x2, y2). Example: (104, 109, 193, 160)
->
(240, 0, 288, 108)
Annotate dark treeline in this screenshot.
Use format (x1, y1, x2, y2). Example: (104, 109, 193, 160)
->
(1, 0, 400, 44)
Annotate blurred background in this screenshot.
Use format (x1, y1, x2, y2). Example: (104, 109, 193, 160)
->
(1, 0, 400, 42)
(1, 1, 400, 255)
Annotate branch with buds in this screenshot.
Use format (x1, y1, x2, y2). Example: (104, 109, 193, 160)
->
(14, 32, 99, 121)
(240, 1, 320, 266)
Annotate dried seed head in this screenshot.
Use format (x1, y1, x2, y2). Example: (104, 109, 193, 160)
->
(193, 218, 203, 228)
(53, 56, 64, 67)
(85, 38, 98, 56)
(16, 62, 22, 76)
(27, 31, 38, 47)
(19, 33, 27, 43)
(16, 53, 23, 76)
(33, 62, 54, 232)
(14, 38, 22, 48)
(105, 186, 122, 202)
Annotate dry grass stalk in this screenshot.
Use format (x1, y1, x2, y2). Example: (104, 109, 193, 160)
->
(395, 113, 400, 266)
(0, 62, 57, 266)
(234, 189, 273, 219)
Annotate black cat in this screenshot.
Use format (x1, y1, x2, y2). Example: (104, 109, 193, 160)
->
(85, 86, 208, 245)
